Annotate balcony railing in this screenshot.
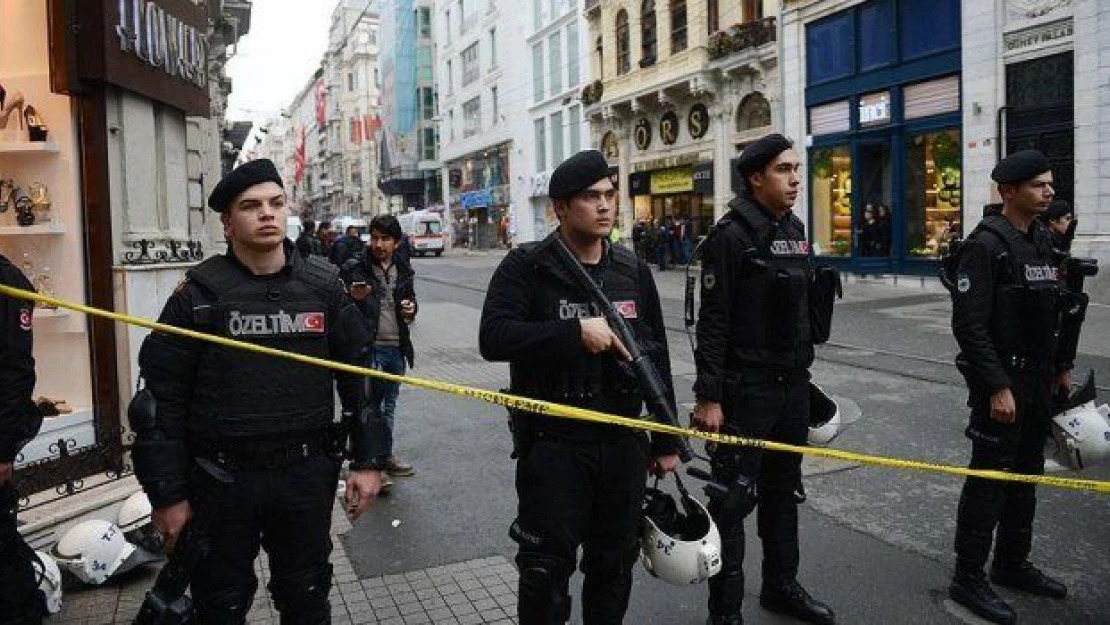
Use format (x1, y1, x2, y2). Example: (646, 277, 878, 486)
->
(584, 0, 600, 13)
(708, 17, 777, 61)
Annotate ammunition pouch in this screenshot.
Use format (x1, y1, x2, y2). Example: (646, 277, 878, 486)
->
(809, 265, 842, 344)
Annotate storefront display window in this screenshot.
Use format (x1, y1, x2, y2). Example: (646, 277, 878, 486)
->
(810, 146, 852, 256)
(905, 129, 961, 257)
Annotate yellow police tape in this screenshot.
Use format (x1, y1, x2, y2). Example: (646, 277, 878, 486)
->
(3, 283, 1109, 495)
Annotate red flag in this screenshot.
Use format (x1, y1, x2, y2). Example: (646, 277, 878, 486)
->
(350, 117, 363, 144)
(315, 80, 327, 129)
(294, 126, 306, 184)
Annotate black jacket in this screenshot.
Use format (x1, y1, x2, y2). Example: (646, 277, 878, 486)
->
(341, 251, 418, 367)
(136, 242, 384, 506)
(479, 232, 680, 456)
(0, 254, 41, 463)
(951, 215, 1062, 393)
(693, 194, 816, 403)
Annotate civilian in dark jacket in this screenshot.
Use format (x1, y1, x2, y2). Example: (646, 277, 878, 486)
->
(296, 219, 324, 258)
(341, 215, 419, 478)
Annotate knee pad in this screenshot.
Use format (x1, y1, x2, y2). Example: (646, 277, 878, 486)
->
(517, 555, 571, 624)
(193, 581, 256, 624)
(269, 563, 332, 624)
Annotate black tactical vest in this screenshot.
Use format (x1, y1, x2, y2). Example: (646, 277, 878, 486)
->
(510, 238, 653, 420)
(186, 254, 340, 439)
(722, 201, 814, 361)
(978, 215, 1061, 360)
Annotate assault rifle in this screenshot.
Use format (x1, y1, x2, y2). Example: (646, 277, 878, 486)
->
(552, 236, 693, 463)
(1056, 255, 1098, 374)
(132, 457, 233, 625)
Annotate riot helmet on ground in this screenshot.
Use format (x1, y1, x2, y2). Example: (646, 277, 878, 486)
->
(117, 490, 164, 554)
(52, 519, 136, 585)
(808, 383, 842, 446)
(1050, 372, 1110, 470)
(32, 550, 64, 614)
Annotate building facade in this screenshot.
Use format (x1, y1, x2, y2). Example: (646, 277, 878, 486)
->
(436, 0, 528, 249)
(584, 0, 780, 243)
(961, 0, 1110, 300)
(379, 0, 442, 214)
(524, 0, 591, 241)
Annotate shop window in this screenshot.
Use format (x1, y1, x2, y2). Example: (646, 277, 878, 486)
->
(736, 92, 771, 132)
(640, 1, 656, 66)
(806, 13, 853, 84)
(905, 129, 961, 258)
(899, 0, 960, 60)
(904, 75, 960, 120)
(858, 0, 893, 70)
(671, 0, 688, 54)
(616, 10, 631, 75)
(808, 100, 850, 136)
(810, 146, 853, 257)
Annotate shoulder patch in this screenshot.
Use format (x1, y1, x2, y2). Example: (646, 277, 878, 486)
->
(702, 272, 717, 291)
(19, 306, 33, 331)
(956, 273, 971, 293)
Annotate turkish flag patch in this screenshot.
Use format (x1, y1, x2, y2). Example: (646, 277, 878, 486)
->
(19, 308, 32, 331)
(613, 300, 638, 319)
(302, 312, 326, 333)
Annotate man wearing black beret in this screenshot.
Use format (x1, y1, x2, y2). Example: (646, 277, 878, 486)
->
(1038, 198, 1076, 254)
(132, 159, 388, 621)
(948, 149, 1071, 624)
(692, 133, 836, 625)
(480, 149, 680, 623)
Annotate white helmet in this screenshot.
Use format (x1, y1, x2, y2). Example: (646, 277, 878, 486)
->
(640, 476, 722, 585)
(118, 490, 164, 554)
(1049, 370, 1110, 470)
(52, 519, 136, 585)
(1051, 402, 1110, 470)
(32, 550, 63, 614)
(808, 383, 842, 446)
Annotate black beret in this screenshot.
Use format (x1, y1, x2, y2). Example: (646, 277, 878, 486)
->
(207, 158, 284, 212)
(990, 150, 1050, 185)
(736, 133, 794, 176)
(1044, 199, 1072, 220)
(549, 150, 611, 200)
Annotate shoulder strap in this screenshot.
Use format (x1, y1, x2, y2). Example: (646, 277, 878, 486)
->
(186, 255, 249, 299)
(609, 241, 639, 274)
(731, 204, 775, 258)
(294, 255, 343, 301)
(973, 215, 1014, 255)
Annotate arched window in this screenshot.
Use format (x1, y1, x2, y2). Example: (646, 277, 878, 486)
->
(616, 10, 630, 75)
(736, 92, 772, 132)
(640, 0, 656, 65)
(671, 0, 688, 53)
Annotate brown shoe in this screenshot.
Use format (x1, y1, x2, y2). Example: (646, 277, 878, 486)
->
(385, 456, 415, 477)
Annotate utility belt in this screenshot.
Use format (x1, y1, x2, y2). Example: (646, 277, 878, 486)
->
(503, 393, 644, 459)
(191, 428, 337, 471)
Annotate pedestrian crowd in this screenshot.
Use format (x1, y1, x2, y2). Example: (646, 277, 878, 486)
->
(0, 138, 1102, 625)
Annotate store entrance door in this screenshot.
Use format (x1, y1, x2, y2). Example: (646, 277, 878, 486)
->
(1005, 52, 1074, 202)
(852, 139, 893, 274)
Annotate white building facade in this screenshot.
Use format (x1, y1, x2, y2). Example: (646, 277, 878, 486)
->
(524, 0, 591, 241)
(436, 0, 530, 248)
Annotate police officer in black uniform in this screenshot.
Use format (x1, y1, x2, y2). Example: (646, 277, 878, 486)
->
(134, 159, 387, 624)
(479, 149, 680, 624)
(692, 134, 835, 625)
(0, 254, 45, 625)
(948, 150, 1070, 625)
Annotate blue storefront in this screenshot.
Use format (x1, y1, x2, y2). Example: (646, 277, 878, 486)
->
(804, 0, 962, 275)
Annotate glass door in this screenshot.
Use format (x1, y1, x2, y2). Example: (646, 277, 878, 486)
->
(852, 138, 893, 273)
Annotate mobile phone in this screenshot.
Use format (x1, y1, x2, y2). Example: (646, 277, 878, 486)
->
(351, 281, 367, 288)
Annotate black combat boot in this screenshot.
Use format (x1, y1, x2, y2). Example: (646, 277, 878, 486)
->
(760, 579, 835, 625)
(949, 567, 1016, 625)
(991, 560, 1067, 599)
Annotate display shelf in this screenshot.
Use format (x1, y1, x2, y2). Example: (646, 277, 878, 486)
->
(0, 141, 60, 154)
(0, 223, 66, 235)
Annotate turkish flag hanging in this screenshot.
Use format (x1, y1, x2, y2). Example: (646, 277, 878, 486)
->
(315, 79, 327, 129)
(294, 126, 306, 184)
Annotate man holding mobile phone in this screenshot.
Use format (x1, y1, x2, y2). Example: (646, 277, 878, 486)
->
(341, 215, 419, 482)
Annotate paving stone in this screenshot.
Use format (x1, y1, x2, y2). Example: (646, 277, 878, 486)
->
(463, 588, 491, 601)
(442, 592, 470, 606)
(419, 595, 448, 610)
(375, 605, 402, 619)
(436, 582, 463, 596)
(472, 597, 498, 611)
(456, 613, 484, 625)
(449, 602, 477, 617)
(371, 596, 398, 610)
(392, 590, 419, 605)
(398, 600, 426, 616)
(426, 606, 455, 622)
(379, 617, 406, 625)
(403, 612, 432, 624)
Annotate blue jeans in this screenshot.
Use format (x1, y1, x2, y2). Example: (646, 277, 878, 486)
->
(370, 345, 406, 456)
